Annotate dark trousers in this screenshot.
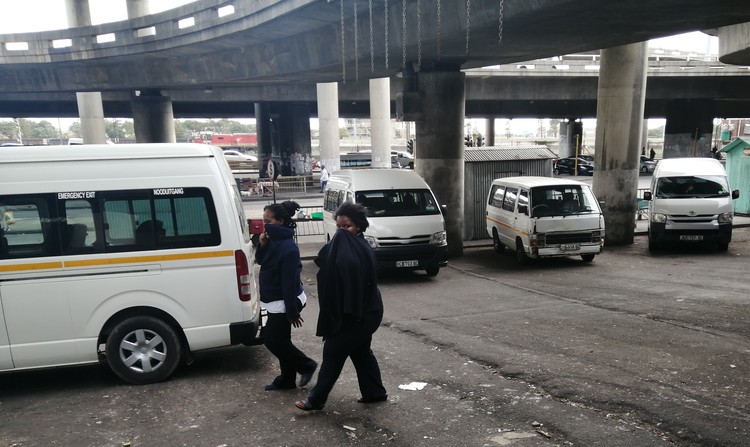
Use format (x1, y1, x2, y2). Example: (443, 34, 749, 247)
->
(308, 322, 386, 407)
(263, 313, 317, 387)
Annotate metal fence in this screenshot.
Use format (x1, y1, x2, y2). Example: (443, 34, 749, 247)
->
(294, 206, 324, 238)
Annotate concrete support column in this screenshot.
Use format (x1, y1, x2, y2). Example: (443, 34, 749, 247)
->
(558, 120, 582, 158)
(64, 0, 91, 27)
(486, 118, 495, 146)
(126, 0, 150, 18)
(131, 91, 176, 143)
(317, 82, 341, 172)
(370, 78, 392, 168)
(415, 69, 465, 257)
(275, 103, 312, 176)
(75, 92, 107, 144)
(663, 100, 715, 158)
(592, 42, 648, 246)
(255, 102, 274, 178)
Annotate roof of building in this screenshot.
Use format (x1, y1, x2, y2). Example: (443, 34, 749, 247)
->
(463, 146, 556, 162)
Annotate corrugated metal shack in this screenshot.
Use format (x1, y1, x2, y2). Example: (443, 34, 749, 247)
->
(464, 145, 557, 240)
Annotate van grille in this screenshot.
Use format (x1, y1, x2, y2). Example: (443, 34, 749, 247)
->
(670, 214, 716, 224)
(543, 232, 597, 245)
(378, 235, 431, 247)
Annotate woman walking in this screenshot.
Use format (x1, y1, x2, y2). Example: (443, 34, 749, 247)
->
(295, 202, 386, 411)
(256, 201, 317, 391)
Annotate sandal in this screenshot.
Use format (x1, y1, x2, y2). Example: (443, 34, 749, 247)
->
(295, 399, 324, 412)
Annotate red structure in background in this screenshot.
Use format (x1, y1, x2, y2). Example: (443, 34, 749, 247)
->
(194, 132, 257, 149)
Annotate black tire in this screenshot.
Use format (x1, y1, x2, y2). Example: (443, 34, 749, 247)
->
(515, 240, 528, 266)
(408, 162, 414, 169)
(641, 165, 648, 174)
(648, 236, 658, 252)
(581, 254, 595, 262)
(425, 266, 439, 277)
(105, 316, 182, 385)
(553, 168, 560, 175)
(718, 242, 729, 252)
(492, 230, 505, 254)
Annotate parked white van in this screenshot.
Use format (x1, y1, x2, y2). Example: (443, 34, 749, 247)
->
(486, 176, 605, 264)
(0, 144, 261, 384)
(323, 169, 448, 276)
(644, 157, 739, 251)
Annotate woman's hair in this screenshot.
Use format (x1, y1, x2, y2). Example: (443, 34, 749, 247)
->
(334, 201, 369, 232)
(264, 200, 300, 228)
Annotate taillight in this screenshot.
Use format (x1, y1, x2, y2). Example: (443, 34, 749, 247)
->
(234, 249, 251, 302)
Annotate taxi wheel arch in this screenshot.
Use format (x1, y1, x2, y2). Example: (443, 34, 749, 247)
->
(492, 228, 505, 254)
(515, 238, 528, 265)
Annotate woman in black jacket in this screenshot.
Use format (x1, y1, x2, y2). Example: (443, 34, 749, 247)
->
(295, 202, 386, 411)
(256, 201, 317, 391)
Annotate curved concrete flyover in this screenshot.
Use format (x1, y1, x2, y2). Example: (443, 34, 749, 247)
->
(0, 0, 749, 94)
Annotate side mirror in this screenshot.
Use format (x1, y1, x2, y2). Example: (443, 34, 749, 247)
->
(517, 204, 528, 215)
(732, 190, 740, 199)
(440, 204, 448, 215)
(643, 191, 652, 201)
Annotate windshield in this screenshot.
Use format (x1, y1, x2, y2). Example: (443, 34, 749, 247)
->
(355, 189, 440, 217)
(530, 185, 600, 217)
(655, 175, 730, 199)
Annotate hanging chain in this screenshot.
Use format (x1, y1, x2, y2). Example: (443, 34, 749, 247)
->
(465, 0, 471, 56)
(437, 0, 441, 60)
(384, 0, 389, 70)
(354, 0, 359, 82)
(498, 0, 504, 45)
(402, 0, 407, 70)
(369, 0, 374, 73)
(416, 0, 422, 71)
(340, 0, 346, 83)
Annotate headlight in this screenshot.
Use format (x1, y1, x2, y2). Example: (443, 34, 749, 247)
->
(430, 231, 447, 245)
(364, 235, 379, 248)
(651, 213, 667, 223)
(718, 212, 734, 224)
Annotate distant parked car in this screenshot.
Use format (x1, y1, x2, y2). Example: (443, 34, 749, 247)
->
(554, 157, 594, 176)
(640, 156, 656, 174)
(391, 150, 414, 169)
(222, 150, 258, 162)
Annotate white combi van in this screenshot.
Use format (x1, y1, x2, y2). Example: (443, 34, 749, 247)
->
(486, 176, 605, 264)
(644, 157, 739, 251)
(323, 169, 448, 276)
(0, 144, 261, 384)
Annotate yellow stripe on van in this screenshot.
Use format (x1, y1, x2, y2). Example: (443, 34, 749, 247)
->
(0, 261, 63, 272)
(485, 216, 529, 237)
(63, 250, 235, 268)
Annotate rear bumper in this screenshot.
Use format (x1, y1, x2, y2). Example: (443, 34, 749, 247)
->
(375, 244, 448, 270)
(230, 310, 263, 346)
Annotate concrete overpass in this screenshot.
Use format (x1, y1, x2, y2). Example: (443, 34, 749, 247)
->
(2, 0, 750, 253)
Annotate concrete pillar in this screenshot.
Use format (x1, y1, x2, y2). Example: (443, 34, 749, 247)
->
(275, 103, 312, 176)
(64, 0, 91, 27)
(75, 92, 107, 144)
(370, 78, 392, 168)
(317, 82, 341, 172)
(126, 0, 150, 18)
(592, 42, 648, 246)
(415, 69, 465, 257)
(663, 100, 715, 158)
(255, 102, 274, 178)
(131, 90, 176, 143)
(557, 120, 582, 158)
(486, 118, 495, 146)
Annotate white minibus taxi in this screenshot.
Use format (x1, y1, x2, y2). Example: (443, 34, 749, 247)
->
(644, 157, 739, 251)
(486, 176, 605, 264)
(0, 144, 261, 384)
(323, 169, 447, 276)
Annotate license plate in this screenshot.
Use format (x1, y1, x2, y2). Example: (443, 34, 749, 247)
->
(559, 243, 581, 251)
(680, 235, 703, 241)
(396, 260, 419, 267)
